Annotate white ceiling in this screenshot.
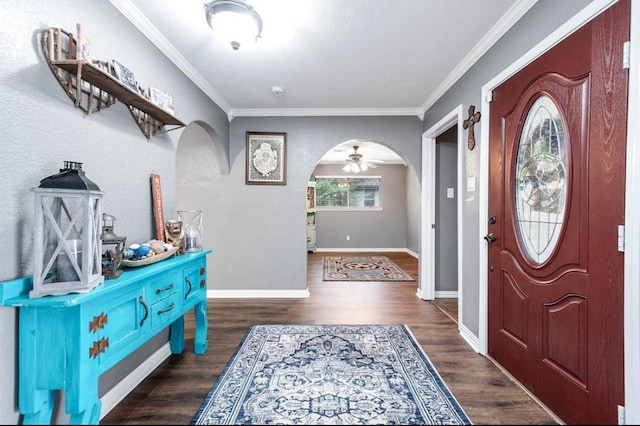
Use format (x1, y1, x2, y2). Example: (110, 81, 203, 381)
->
(109, 0, 538, 163)
(318, 140, 405, 165)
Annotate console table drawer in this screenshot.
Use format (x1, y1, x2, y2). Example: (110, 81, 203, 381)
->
(150, 292, 180, 329)
(148, 272, 180, 305)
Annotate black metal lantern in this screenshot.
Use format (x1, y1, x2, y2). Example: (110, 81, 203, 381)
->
(31, 161, 104, 297)
(101, 213, 127, 279)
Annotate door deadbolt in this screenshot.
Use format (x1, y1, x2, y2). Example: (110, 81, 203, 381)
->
(488, 215, 497, 225)
(484, 233, 497, 243)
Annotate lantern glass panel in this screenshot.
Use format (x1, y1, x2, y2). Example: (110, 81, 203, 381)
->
(178, 210, 203, 252)
(41, 196, 84, 283)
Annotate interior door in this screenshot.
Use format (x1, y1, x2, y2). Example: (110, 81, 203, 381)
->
(486, 1, 629, 424)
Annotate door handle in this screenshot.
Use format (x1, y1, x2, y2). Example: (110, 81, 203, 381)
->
(484, 233, 497, 244)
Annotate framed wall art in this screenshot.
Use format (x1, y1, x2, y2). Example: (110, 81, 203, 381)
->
(246, 132, 287, 185)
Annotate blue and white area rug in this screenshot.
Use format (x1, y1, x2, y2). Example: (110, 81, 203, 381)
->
(191, 324, 472, 425)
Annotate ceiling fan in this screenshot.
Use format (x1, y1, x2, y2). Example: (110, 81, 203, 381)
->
(342, 145, 383, 173)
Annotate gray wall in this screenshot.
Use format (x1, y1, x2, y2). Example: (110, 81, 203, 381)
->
(194, 115, 422, 292)
(311, 163, 408, 250)
(435, 127, 458, 292)
(422, 0, 593, 336)
(405, 165, 422, 254)
(0, 1, 228, 423)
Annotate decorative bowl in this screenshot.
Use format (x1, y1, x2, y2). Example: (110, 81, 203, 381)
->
(121, 246, 178, 268)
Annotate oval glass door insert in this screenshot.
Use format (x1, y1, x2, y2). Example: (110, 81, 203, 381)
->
(515, 95, 568, 264)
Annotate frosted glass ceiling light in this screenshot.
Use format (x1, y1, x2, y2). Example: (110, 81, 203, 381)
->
(205, 0, 263, 50)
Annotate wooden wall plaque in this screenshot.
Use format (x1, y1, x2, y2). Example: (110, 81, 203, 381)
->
(150, 173, 165, 241)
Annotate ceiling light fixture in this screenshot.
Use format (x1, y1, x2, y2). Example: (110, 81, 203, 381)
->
(342, 145, 378, 173)
(204, 0, 263, 50)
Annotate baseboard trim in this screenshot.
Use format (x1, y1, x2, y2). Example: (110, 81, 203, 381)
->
(100, 343, 172, 419)
(435, 291, 458, 298)
(316, 247, 417, 257)
(459, 322, 480, 353)
(207, 289, 310, 298)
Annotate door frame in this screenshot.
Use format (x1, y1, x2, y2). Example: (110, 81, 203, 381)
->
(478, 0, 640, 422)
(419, 106, 465, 319)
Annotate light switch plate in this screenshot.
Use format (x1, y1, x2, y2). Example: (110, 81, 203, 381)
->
(467, 176, 476, 192)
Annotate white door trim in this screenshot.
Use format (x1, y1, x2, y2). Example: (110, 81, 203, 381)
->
(419, 106, 465, 316)
(479, 0, 640, 422)
(624, 0, 640, 422)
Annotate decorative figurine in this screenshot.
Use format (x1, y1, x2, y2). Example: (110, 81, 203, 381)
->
(165, 220, 186, 255)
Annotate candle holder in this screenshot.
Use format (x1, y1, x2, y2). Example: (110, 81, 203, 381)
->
(177, 210, 203, 252)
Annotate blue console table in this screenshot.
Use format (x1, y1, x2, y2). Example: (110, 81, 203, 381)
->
(0, 249, 211, 424)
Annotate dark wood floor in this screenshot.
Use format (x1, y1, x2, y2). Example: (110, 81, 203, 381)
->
(101, 251, 562, 425)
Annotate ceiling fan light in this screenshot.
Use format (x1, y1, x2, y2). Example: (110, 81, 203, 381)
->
(360, 163, 368, 171)
(205, 0, 263, 50)
(342, 163, 351, 172)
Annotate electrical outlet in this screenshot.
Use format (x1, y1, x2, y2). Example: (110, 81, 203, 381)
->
(346, 235, 350, 241)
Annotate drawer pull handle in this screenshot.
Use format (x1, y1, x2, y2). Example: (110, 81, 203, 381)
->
(139, 296, 149, 326)
(156, 283, 174, 295)
(185, 276, 192, 300)
(158, 302, 175, 316)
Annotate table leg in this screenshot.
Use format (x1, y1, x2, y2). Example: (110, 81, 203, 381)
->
(69, 400, 102, 424)
(21, 390, 54, 425)
(170, 316, 185, 354)
(193, 299, 208, 354)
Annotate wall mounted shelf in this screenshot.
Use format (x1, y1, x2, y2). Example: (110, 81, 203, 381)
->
(41, 27, 186, 139)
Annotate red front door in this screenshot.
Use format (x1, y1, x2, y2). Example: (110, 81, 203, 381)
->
(487, 1, 629, 424)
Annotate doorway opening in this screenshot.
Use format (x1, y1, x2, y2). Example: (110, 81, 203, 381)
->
(307, 140, 411, 253)
(420, 105, 465, 329)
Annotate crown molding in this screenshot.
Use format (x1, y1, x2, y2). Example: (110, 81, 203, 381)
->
(419, 0, 539, 114)
(110, 0, 537, 121)
(230, 107, 423, 119)
(109, 0, 233, 117)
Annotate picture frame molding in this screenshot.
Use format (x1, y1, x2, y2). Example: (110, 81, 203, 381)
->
(245, 131, 287, 185)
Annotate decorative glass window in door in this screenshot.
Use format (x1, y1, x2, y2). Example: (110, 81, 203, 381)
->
(515, 95, 568, 263)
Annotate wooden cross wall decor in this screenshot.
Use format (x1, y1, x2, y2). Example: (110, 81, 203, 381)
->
(463, 105, 481, 150)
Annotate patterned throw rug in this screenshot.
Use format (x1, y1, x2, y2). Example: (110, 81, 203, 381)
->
(323, 256, 416, 281)
(191, 324, 472, 425)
